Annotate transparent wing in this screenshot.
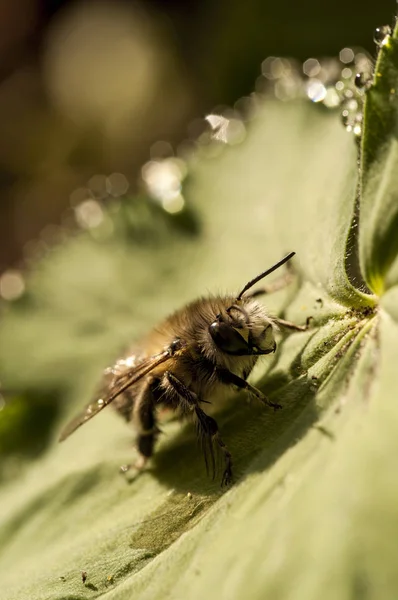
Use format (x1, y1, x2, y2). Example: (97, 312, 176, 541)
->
(59, 348, 174, 442)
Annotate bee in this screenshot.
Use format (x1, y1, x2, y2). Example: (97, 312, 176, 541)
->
(60, 252, 310, 485)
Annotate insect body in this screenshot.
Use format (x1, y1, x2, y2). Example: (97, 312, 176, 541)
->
(60, 252, 309, 485)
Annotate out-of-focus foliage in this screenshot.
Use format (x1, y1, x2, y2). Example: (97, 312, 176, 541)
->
(0, 0, 393, 274)
(2, 9, 398, 600)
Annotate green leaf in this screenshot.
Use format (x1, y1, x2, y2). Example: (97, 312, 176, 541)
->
(189, 101, 371, 308)
(0, 87, 389, 600)
(360, 21, 398, 293)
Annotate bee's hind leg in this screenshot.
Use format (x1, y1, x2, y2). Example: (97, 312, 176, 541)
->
(165, 371, 233, 486)
(120, 379, 160, 476)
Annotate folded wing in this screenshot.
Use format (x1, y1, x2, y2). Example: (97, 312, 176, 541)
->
(59, 349, 173, 441)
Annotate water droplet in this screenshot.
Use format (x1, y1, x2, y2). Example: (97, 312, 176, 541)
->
(254, 74, 269, 95)
(205, 114, 246, 144)
(306, 79, 326, 102)
(88, 174, 108, 199)
(343, 88, 354, 99)
(123, 356, 136, 368)
(274, 76, 301, 101)
(162, 194, 185, 214)
(344, 98, 358, 112)
(339, 93, 363, 135)
(323, 87, 341, 108)
(261, 56, 277, 79)
(74, 199, 104, 229)
(234, 96, 258, 120)
(106, 173, 129, 197)
(261, 57, 291, 79)
(355, 72, 368, 88)
(150, 141, 174, 160)
(303, 58, 321, 77)
(141, 157, 186, 212)
(205, 114, 229, 142)
(341, 67, 352, 79)
(339, 47, 355, 64)
(374, 25, 391, 47)
(353, 123, 362, 137)
(0, 270, 25, 301)
(97, 398, 105, 407)
(223, 118, 246, 145)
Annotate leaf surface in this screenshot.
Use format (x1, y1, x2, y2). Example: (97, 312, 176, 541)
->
(0, 91, 387, 600)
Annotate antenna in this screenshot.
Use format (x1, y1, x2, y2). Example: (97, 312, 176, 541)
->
(236, 252, 296, 301)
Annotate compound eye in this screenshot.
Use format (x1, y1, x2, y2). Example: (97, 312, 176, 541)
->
(209, 321, 249, 355)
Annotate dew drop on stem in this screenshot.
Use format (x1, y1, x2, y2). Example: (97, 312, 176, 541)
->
(355, 72, 368, 89)
(374, 25, 391, 47)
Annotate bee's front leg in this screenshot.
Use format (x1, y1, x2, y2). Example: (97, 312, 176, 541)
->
(216, 368, 282, 411)
(273, 316, 313, 332)
(165, 372, 233, 486)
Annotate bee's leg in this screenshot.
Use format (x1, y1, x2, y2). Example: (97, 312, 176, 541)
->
(273, 316, 313, 332)
(165, 372, 233, 486)
(134, 380, 161, 464)
(247, 270, 294, 298)
(216, 368, 282, 411)
(112, 392, 135, 422)
(120, 380, 159, 474)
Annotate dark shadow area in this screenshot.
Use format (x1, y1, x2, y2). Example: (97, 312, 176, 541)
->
(128, 319, 372, 567)
(115, 193, 201, 246)
(371, 209, 398, 285)
(84, 582, 98, 592)
(129, 374, 318, 557)
(352, 567, 371, 600)
(145, 318, 365, 494)
(345, 180, 373, 295)
(0, 389, 63, 463)
(151, 371, 319, 495)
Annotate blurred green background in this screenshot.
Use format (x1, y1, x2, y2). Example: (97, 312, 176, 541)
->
(0, 0, 395, 272)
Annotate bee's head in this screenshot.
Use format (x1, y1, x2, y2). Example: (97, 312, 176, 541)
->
(208, 302, 276, 356)
(208, 252, 295, 357)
